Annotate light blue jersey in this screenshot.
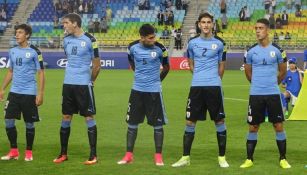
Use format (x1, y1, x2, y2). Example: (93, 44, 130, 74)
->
(128, 40, 169, 92)
(282, 70, 301, 97)
(63, 32, 100, 85)
(187, 35, 226, 87)
(244, 43, 287, 95)
(8, 45, 44, 95)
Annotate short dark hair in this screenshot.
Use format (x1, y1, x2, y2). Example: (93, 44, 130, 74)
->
(256, 18, 270, 28)
(15, 23, 32, 39)
(139, 24, 155, 37)
(198, 12, 214, 22)
(63, 13, 82, 27)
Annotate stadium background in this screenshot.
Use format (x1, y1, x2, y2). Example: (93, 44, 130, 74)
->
(0, 0, 306, 174)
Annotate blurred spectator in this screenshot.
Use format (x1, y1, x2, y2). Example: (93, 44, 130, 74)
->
(53, 16, 59, 29)
(84, 2, 88, 13)
(295, 0, 301, 11)
(220, 0, 226, 14)
(175, 0, 182, 10)
(106, 6, 112, 24)
(88, 0, 93, 13)
(285, 32, 291, 40)
(271, 0, 276, 14)
(100, 17, 108, 33)
(138, 0, 145, 10)
(175, 28, 182, 50)
(168, 11, 174, 26)
(157, 11, 164, 25)
(276, 15, 282, 29)
(269, 14, 275, 29)
(286, 0, 292, 9)
(221, 14, 228, 29)
(282, 10, 289, 25)
(182, 0, 189, 15)
(279, 32, 285, 40)
(78, 3, 83, 13)
(264, 0, 271, 14)
(171, 25, 176, 38)
(295, 9, 302, 17)
(88, 18, 94, 33)
(0, 9, 6, 21)
(94, 18, 100, 33)
(164, 11, 169, 25)
(144, 0, 150, 10)
(273, 32, 279, 43)
(213, 20, 221, 35)
(244, 6, 250, 21)
(161, 26, 170, 39)
(239, 7, 245, 21)
(188, 27, 197, 38)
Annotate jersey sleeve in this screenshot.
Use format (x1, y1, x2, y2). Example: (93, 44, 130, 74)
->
(277, 47, 287, 64)
(218, 41, 226, 62)
(187, 41, 194, 60)
(244, 50, 252, 64)
(32, 46, 44, 70)
(8, 49, 13, 68)
(158, 43, 169, 66)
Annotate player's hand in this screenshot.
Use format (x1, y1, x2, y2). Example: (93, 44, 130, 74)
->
(0, 90, 5, 102)
(36, 95, 43, 106)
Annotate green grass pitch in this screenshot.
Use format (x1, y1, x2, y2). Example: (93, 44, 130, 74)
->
(0, 70, 306, 175)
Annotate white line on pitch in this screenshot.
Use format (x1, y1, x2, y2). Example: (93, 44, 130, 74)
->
(224, 97, 248, 102)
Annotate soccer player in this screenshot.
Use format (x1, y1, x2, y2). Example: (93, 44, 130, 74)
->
(0, 24, 45, 161)
(240, 18, 291, 169)
(117, 24, 170, 166)
(53, 13, 101, 165)
(282, 57, 302, 112)
(172, 12, 229, 168)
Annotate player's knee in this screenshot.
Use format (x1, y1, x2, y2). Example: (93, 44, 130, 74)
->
(25, 122, 35, 129)
(186, 120, 196, 126)
(249, 125, 259, 132)
(62, 115, 72, 121)
(273, 122, 283, 132)
(5, 119, 15, 128)
(86, 119, 96, 128)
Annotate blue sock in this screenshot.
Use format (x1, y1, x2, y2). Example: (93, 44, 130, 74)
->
(215, 123, 226, 132)
(276, 131, 286, 141)
(86, 119, 96, 128)
(61, 120, 71, 128)
(185, 125, 195, 133)
(25, 122, 35, 129)
(247, 132, 258, 140)
(5, 119, 15, 128)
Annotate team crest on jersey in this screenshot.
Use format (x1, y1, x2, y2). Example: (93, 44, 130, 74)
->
(212, 44, 217, 50)
(270, 51, 276, 57)
(25, 52, 31, 58)
(81, 41, 86, 47)
(151, 51, 157, 58)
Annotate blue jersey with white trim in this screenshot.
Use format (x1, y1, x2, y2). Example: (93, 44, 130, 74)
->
(128, 40, 169, 92)
(187, 36, 226, 87)
(8, 45, 44, 95)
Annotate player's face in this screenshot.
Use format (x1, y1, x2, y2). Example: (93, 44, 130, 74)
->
(15, 29, 28, 45)
(289, 63, 296, 70)
(255, 23, 269, 41)
(62, 18, 76, 35)
(198, 17, 213, 35)
(141, 34, 156, 47)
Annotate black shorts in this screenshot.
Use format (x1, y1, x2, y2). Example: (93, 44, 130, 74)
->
(4, 92, 40, 122)
(247, 95, 284, 125)
(126, 89, 167, 126)
(186, 86, 225, 122)
(62, 84, 96, 117)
